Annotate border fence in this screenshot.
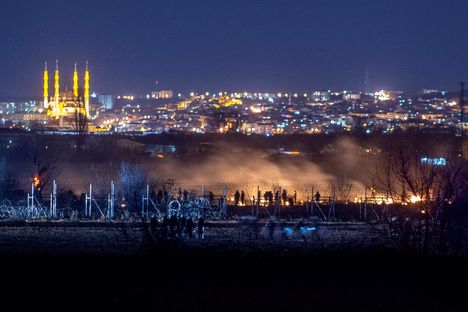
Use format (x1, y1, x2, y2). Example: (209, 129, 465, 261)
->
(0, 180, 396, 222)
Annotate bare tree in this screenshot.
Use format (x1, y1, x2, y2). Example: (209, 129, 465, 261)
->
(74, 100, 88, 149)
(335, 176, 354, 202)
(0, 156, 8, 197)
(435, 157, 467, 255)
(23, 139, 62, 198)
(373, 142, 467, 255)
(0, 156, 18, 199)
(89, 162, 118, 196)
(118, 161, 147, 214)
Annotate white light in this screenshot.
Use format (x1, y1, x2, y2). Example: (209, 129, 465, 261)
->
(410, 195, 421, 203)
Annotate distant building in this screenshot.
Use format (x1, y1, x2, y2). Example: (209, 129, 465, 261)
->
(312, 90, 330, 102)
(145, 144, 176, 156)
(0, 101, 38, 113)
(115, 139, 146, 151)
(422, 89, 440, 94)
(43, 60, 91, 119)
(151, 90, 173, 99)
(375, 90, 404, 101)
(98, 94, 114, 110)
(10, 113, 48, 122)
(343, 93, 361, 101)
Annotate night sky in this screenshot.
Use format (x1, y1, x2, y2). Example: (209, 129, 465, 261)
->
(1, 0, 467, 96)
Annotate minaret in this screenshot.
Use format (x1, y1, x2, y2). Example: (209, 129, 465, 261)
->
(43, 61, 49, 109)
(73, 62, 79, 99)
(84, 61, 90, 117)
(54, 59, 60, 111)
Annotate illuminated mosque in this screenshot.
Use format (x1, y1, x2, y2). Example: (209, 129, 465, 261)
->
(43, 60, 90, 119)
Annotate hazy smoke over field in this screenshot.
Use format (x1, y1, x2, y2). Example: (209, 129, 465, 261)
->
(336, 137, 361, 168)
(8, 138, 368, 199)
(151, 150, 335, 186)
(40, 144, 364, 197)
(6, 134, 460, 202)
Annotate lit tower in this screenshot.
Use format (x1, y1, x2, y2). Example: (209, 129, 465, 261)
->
(43, 61, 49, 109)
(84, 61, 90, 117)
(73, 62, 79, 99)
(54, 59, 60, 112)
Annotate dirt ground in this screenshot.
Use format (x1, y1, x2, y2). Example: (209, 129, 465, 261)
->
(0, 221, 386, 255)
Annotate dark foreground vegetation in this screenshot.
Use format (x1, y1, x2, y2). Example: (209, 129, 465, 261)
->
(1, 131, 467, 308)
(1, 241, 467, 310)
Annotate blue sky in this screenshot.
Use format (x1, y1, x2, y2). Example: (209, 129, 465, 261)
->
(0, 0, 467, 95)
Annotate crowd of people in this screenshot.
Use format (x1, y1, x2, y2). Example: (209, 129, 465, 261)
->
(149, 186, 322, 211)
(149, 213, 205, 241)
(233, 189, 322, 207)
(142, 187, 324, 243)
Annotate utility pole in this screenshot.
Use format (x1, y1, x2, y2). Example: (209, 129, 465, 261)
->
(459, 82, 465, 159)
(107, 181, 115, 220)
(460, 81, 465, 125)
(50, 180, 57, 218)
(85, 184, 92, 218)
(364, 66, 370, 94)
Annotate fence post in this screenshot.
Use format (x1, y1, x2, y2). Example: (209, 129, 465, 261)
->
(364, 186, 368, 220)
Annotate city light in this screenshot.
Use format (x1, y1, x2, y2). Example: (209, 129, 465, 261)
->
(0, 61, 465, 137)
(1, 0, 468, 286)
(420, 157, 447, 166)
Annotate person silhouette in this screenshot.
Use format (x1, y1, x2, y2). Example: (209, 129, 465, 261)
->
(234, 190, 240, 207)
(314, 191, 321, 203)
(197, 216, 205, 240)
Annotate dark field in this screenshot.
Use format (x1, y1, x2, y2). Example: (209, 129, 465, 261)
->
(1, 133, 467, 308)
(0, 221, 384, 255)
(0, 221, 466, 309)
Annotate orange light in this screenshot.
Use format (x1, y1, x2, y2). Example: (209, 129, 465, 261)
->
(410, 195, 421, 203)
(33, 176, 40, 188)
